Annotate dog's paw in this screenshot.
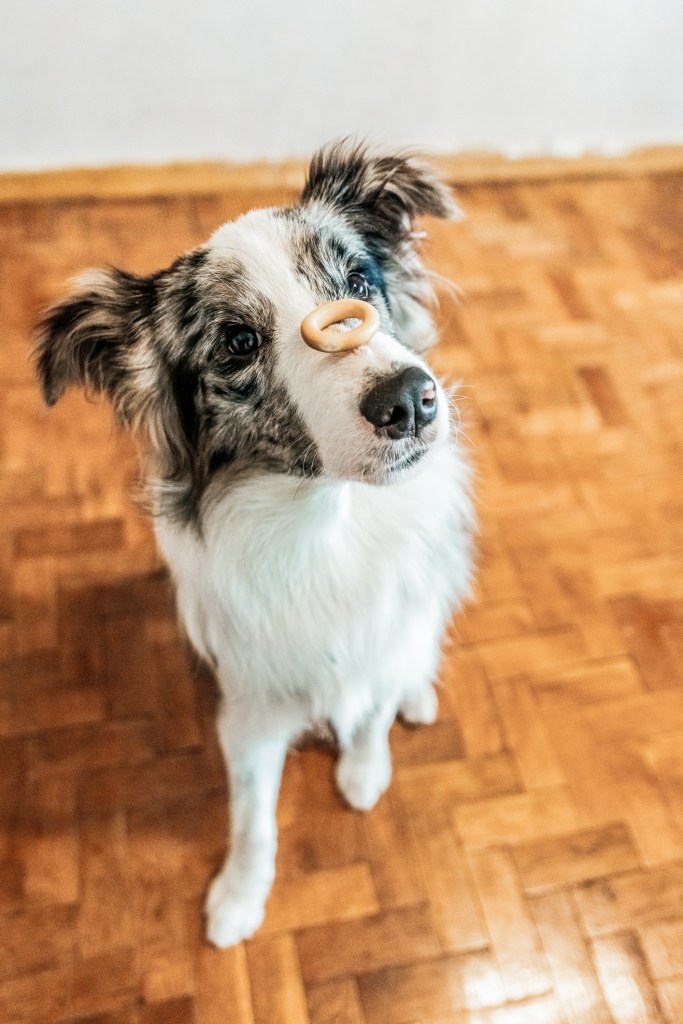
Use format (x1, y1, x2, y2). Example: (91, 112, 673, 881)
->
(204, 867, 268, 948)
(399, 684, 438, 726)
(336, 749, 391, 811)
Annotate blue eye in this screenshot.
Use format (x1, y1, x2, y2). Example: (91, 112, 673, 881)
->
(348, 273, 371, 301)
(225, 325, 262, 357)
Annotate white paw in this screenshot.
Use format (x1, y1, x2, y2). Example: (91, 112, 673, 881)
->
(336, 749, 391, 811)
(204, 866, 270, 948)
(399, 685, 438, 726)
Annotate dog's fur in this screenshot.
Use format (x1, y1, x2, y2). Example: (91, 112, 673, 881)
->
(35, 141, 475, 948)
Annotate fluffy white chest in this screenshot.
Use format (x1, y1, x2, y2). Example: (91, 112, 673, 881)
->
(156, 442, 473, 724)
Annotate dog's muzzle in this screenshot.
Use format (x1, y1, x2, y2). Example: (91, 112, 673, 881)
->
(300, 299, 379, 353)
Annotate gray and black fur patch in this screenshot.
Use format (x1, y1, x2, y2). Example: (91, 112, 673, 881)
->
(300, 141, 459, 348)
(35, 247, 322, 527)
(276, 205, 392, 329)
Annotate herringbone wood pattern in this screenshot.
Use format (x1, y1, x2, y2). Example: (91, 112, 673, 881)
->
(1, 169, 682, 1024)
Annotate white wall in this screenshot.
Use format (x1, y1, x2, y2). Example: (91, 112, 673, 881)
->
(1, 0, 682, 172)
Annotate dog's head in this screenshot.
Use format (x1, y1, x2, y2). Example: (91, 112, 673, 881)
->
(35, 141, 459, 523)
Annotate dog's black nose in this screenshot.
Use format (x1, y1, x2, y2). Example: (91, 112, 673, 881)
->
(360, 367, 438, 439)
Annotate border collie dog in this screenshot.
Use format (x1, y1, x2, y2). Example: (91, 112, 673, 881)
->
(35, 142, 474, 948)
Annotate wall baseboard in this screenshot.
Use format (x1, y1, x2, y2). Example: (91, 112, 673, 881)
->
(1, 146, 682, 205)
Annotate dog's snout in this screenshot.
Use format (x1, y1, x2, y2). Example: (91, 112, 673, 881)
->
(360, 367, 438, 440)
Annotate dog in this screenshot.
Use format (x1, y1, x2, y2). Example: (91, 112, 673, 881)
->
(35, 141, 475, 948)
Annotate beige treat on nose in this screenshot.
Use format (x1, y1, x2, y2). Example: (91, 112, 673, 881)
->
(300, 298, 379, 353)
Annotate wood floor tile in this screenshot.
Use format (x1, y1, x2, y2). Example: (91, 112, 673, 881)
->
(396, 752, 520, 814)
(467, 847, 550, 1001)
(574, 864, 683, 936)
(438, 648, 504, 759)
(639, 918, 683, 981)
(306, 979, 365, 1024)
(296, 905, 441, 984)
(530, 889, 614, 1024)
(449, 993, 567, 1024)
(260, 863, 379, 934)
(357, 951, 506, 1024)
(193, 940, 254, 1024)
(657, 978, 683, 1024)
(407, 812, 488, 953)
(592, 932, 667, 1024)
(492, 678, 565, 789)
(0, 903, 77, 984)
(513, 822, 640, 892)
(360, 789, 425, 909)
(77, 811, 133, 957)
(455, 785, 584, 851)
(246, 935, 308, 1024)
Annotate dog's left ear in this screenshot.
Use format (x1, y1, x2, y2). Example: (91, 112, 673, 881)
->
(35, 267, 202, 519)
(34, 268, 154, 412)
(301, 140, 460, 248)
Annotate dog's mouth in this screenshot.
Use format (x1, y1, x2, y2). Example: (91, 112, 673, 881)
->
(354, 442, 430, 485)
(386, 447, 428, 474)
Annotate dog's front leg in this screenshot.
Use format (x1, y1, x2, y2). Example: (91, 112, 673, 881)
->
(205, 702, 291, 948)
(335, 702, 395, 812)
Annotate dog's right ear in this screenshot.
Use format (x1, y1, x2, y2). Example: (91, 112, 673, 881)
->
(35, 268, 153, 413)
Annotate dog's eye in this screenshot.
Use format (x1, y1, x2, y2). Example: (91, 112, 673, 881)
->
(348, 273, 371, 301)
(224, 325, 262, 357)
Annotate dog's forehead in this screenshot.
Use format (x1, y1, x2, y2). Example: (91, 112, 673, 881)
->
(209, 208, 290, 273)
(206, 205, 365, 309)
(204, 209, 311, 315)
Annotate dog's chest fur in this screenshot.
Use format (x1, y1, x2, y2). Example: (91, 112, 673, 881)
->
(157, 442, 472, 732)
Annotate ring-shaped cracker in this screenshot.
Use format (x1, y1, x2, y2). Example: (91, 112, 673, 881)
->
(300, 298, 379, 353)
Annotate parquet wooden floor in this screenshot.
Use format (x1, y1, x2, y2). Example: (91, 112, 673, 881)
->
(1, 167, 682, 1024)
